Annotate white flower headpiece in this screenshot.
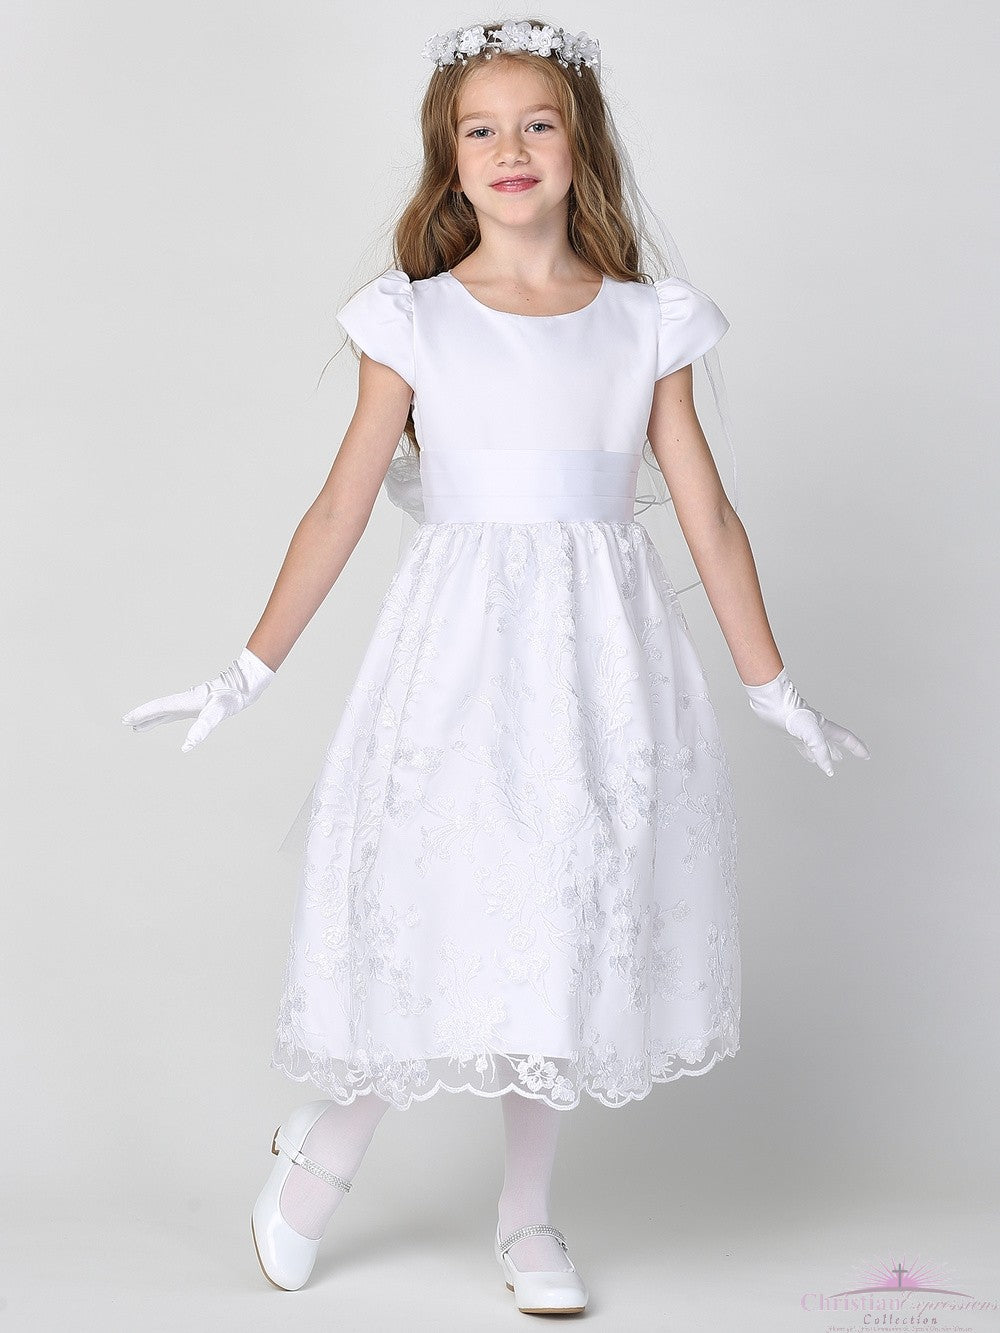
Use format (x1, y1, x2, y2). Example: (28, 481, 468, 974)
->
(422, 20, 601, 78)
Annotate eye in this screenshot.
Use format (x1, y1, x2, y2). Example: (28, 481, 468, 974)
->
(464, 121, 556, 140)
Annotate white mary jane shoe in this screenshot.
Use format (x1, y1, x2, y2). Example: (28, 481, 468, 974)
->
(495, 1221, 589, 1314)
(250, 1099, 354, 1291)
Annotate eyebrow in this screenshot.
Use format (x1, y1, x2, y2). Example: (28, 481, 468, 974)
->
(457, 103, 561, 125)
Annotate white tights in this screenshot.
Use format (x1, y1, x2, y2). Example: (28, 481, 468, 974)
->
(277, 1093, 389, 1241)
(276, 1090, 573, 1271)
(496, 1089, 574, 1271)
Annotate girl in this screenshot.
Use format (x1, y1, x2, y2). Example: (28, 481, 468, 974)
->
(121, 17, 869, 1315)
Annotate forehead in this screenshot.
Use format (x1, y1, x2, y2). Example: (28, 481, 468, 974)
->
(456, 61, 560, 120)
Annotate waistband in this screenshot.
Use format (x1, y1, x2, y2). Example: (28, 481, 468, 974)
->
(419, 447, 641, 523)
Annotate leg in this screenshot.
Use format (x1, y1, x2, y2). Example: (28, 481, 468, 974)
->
(278, 1094, 392, 1239)
(497, 1089, 574, 1272)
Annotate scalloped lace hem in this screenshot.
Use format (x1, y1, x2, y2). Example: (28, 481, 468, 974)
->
(269, 1041, 739, 1112)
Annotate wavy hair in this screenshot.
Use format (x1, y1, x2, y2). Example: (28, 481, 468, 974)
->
(336, 16, 652, 453)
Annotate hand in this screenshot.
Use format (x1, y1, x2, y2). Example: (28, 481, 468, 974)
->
(742, 667, 869, 777)
(120, 647, 276, 753)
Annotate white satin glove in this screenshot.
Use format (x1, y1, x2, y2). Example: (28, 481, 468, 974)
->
(120, 647, 276, 753)
(743, 667, 869, 777)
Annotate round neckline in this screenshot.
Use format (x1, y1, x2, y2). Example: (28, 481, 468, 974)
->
(443, 269, 608, 320)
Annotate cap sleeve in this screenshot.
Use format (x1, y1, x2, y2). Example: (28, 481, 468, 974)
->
(654, 276, 730, 380)
(335, 268, 415, 391)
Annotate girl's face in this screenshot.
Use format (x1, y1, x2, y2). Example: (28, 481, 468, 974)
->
(453, 61, 573, 233)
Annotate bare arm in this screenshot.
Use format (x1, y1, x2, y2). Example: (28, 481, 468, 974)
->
(244, 355, 414, 671)
(646, 363, 783, 687)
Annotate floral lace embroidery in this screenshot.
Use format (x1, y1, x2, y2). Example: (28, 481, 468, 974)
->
(271, 520, 739, 1111)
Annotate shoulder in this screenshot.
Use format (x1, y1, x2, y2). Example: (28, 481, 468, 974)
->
(605, 272, 725, 319)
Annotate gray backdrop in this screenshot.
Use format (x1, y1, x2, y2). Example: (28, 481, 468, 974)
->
(4, 2, 997, 1329)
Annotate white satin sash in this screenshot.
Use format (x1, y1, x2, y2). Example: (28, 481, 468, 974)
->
(417, 447, 641, 523)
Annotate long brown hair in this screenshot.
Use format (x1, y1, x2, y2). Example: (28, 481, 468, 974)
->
(337, 17, 651, 453)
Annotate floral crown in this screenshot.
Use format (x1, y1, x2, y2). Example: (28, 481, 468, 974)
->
(422, 20, 601, 78)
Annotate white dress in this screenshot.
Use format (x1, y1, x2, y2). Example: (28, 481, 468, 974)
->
(269, 266, 740, 1111)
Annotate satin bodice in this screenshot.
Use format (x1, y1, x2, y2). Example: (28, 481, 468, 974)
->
(336, 267, 730, 522)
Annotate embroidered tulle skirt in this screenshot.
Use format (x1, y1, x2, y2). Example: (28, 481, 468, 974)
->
(269, 515, 740, 1111)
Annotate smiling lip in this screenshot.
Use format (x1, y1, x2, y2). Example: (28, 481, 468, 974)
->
(491, 176, 539, 192)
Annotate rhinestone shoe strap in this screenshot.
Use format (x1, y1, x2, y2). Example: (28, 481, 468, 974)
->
(499, 1223, 568, 1255)
(276, 1129, 353, 1192)
(289, 1146, 352, 1193)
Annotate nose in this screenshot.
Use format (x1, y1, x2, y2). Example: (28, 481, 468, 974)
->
(494, 128, 529, 166)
